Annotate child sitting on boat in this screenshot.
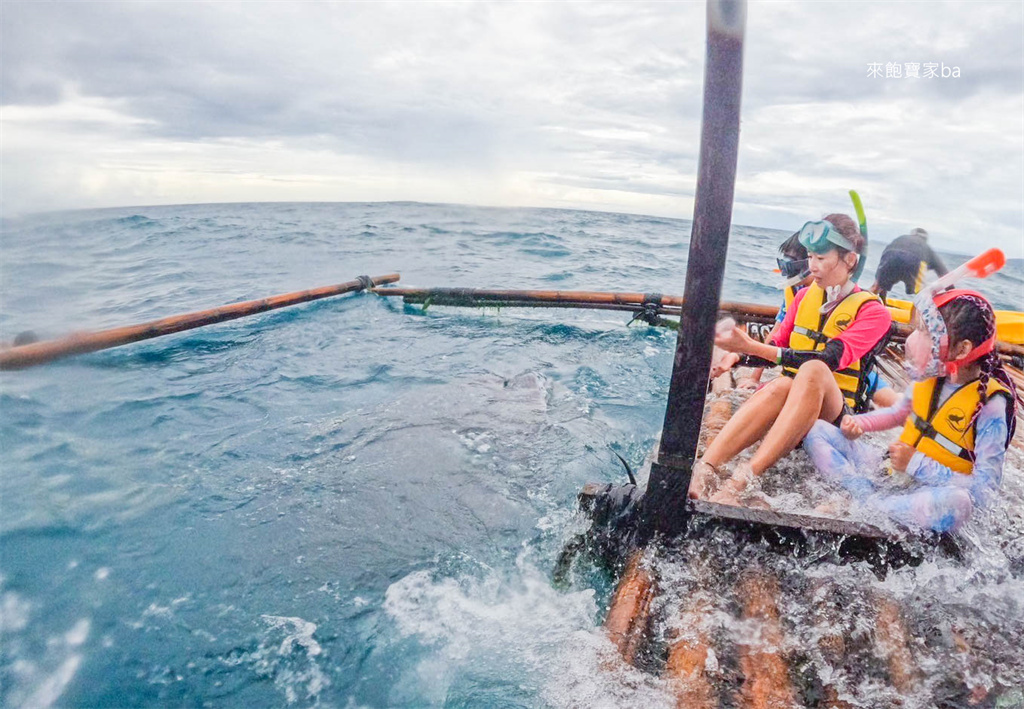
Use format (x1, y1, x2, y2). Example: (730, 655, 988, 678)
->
(692, 213, 893, 503)
(803, 287, 1021, 533)
(711, 231, 811, 386)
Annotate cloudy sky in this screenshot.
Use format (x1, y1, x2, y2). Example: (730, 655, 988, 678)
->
(2, 1, 1022, 255)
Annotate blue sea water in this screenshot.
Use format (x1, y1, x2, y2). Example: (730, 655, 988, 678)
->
(1, 202, 1022, 708)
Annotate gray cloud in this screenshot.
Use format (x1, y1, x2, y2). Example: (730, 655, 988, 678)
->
(1, 1, 1021, 256)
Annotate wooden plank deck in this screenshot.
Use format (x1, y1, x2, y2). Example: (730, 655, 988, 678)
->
(688, 498, 892, 539)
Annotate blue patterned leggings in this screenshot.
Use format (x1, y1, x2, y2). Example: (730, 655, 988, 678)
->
(803, 421, 973, 533)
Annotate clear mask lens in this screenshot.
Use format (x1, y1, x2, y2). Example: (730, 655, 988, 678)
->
(776, 257, 809, 279)
(798, 220, 856, 254)
(904, 296, 949, 380)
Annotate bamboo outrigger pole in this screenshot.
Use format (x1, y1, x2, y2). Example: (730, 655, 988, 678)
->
(638, 0, 747, 541)
(373, 287, 1024, 358)
(0, 273, 400, 371)
(373, 286, 782, 323)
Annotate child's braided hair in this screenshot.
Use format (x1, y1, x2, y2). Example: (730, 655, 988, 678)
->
(939, 294, 1021, 447)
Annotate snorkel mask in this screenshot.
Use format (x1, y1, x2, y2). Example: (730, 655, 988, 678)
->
(776, 255, 810, 289)
(793, 191, 871, 283)
(904, 248, 1005, 380)
(780, 192, 869, 290)
(777, 256, 809, 279)
(796, 219, 864, 288)
(797, 220, 858, 254)
(906, 289, 999, 380)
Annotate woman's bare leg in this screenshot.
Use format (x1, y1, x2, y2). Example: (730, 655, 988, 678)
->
(749, 360, 846, 474)
(709, 361, 845, 505)
(702, 377, 793, 468)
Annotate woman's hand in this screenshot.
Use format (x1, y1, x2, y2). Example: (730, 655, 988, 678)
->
(888, 441, 915, 472)
(714, 325, 754, 355)
(734, 366, 764, 390)
(710, 351, 741, 379)
(839, 415, 863, 440)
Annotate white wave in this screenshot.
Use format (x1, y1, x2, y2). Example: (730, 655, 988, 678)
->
(384, 553, 676, 709)
(261, 615, 323, 658)
(16, 654, 83, 709)
(0, 591, 32, 634)
(218, 614, 329, 705)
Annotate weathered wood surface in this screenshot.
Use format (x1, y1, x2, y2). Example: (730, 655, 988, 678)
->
(688, 498, 893, 539)
(603, 551, 658, 663)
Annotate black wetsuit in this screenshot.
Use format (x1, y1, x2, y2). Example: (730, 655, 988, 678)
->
(874, 233, 948, 298)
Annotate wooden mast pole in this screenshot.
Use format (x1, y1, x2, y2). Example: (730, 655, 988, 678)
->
(638, 0, 747, 541)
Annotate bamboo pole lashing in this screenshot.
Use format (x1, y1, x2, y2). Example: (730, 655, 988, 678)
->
(376, 286, 779, 318)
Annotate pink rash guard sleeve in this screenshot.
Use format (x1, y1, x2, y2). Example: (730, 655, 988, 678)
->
(853, 394, 912, 432)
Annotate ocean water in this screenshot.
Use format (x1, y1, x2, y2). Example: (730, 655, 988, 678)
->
(1, 202, 1022, 708)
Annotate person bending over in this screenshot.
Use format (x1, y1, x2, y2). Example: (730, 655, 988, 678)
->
(871, 228, 948, 302)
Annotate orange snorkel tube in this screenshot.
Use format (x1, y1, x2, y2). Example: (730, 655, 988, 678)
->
(912, 248, 1006, 379)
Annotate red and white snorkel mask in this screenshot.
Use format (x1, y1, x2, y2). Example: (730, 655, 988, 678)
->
(905, 248, 1004, 381)
(906, 289, 997, 380)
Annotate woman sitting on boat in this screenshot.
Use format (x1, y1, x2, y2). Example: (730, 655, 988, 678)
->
(710, 230, 898, 405)
(804, 289, 1021, 533)
(692, 213, 893, 504)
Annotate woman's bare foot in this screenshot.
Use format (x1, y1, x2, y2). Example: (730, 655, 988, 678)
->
(815, 495, 851, 517)
(688, 460, 722, 499)
(709, 477, 743, 505)
(708, 463, 755, 506)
